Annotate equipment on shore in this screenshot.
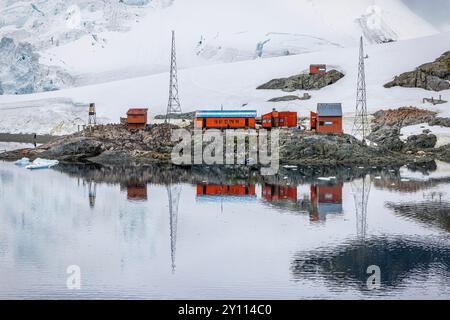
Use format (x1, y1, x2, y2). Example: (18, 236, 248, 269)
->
(88, 103, 97, 126)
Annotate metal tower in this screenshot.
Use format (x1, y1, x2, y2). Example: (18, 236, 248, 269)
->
(167, 183, 182, 273)
(352, 36, 370, 141)
(351, 175, 371, 240)
(88, 103, 96, 126)
(166, 30, 182, 122)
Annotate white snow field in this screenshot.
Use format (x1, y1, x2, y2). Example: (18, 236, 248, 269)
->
(37, 0, 438, 78)
(0, 0, 449, 135)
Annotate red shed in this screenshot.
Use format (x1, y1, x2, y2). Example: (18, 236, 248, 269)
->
(262, 109, 297, 128)
(310, 103, 343, 135)
(195, 110, 256, 129)
(127, 108, 148, 130)
(310, 64, 327, 75)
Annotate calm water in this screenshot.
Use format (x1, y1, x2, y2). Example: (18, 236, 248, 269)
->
(1, 157, 450, 299)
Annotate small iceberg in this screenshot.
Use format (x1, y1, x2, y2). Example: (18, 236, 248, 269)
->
(26, 158, 59, 170)
(15, 157, 30, 166)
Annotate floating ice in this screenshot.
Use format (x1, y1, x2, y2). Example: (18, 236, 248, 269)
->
(14, 157, 30, 166)
(26, 158, 59, 170)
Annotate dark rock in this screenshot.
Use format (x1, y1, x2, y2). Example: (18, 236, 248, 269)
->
(384, 51, 450, 92)
(41, 137, 103, 161)
(429, 117, 450, 127)
(257, 69, 344, 92)
(268, 95, 301, 102)
(280, 132, 397, 165)
(154, 111, 195, 120)
(403, 134, 437, 152)
(367, 125, 404, 151)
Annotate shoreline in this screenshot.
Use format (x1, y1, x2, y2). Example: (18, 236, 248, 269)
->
(0, 133, 58, 144)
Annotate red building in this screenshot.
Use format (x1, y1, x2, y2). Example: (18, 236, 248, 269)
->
(310, 103, 343, 134)
(262, 109, 297, 128)
(262, 184, 297, 202)
(310, 64, 327, 75)
(127, 108, 148, 130)
(195, 110, 256, 129)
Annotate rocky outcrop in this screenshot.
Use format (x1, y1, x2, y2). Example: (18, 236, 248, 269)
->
(384, 51, 450, 92)
(429, 117, 450, 127)
(279, 132, 411, 166)
(371, 107, 437, 128)
(41, 137, 104, 162)
(268, 93, 311, 102)
(403, 134, 437, 152)
(257, 69, 344, 92)
(367, 126, 404, 151)
(368, 107, 448, 155)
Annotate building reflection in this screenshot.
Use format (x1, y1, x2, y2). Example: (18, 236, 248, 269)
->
(119, 181, 148, 201)
(310, 183, 343, 222)
(196, 183, 256, 199)
(261, 182, 343, 222)
(262, 184, 297, 202)
(126, 181, 148, 201)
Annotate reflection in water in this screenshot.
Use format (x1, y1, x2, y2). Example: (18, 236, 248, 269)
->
(351, 176, 371, 239)
(291, 236, 450, 292)
(196, 183, 256, 200)
(124, 181, 148, 201)
(310, 183, 343, 222)
(261, 182, 344, 222)
(167, 184, 181, 273)
(1, 161, 450, 299)
(88, 181, 96, 208)
(386, 201, 450, 232)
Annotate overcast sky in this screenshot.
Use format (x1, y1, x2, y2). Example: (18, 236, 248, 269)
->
(402, 0, 450, 31)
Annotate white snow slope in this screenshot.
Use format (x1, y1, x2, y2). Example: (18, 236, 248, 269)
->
(0, 0, 449, 135)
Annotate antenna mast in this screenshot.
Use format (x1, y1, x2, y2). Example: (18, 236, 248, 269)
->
(352, 36, 370, 141)
(166, 30, 182, 123)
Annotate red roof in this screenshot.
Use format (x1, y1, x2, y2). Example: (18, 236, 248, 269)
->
(127, 108, 148, 115)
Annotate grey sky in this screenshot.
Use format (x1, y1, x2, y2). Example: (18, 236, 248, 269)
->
(402, 0, 450, 30)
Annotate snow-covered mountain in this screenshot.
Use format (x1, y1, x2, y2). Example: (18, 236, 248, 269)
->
(0, 0, 440, 86)
(0, 0, 448, 135)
